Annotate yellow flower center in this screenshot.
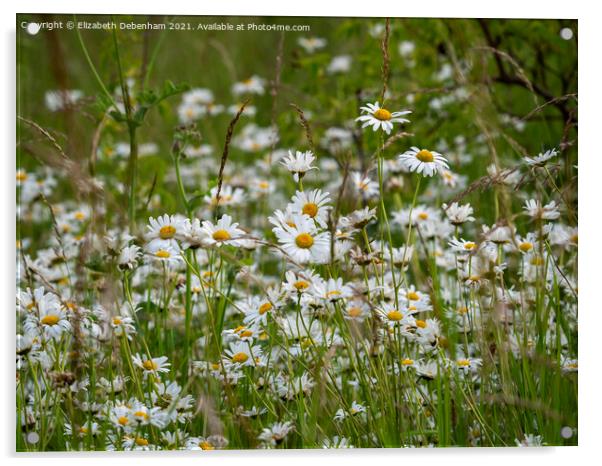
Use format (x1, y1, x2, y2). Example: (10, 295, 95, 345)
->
(416, 149, 434, 163)
(415, 319, 427, 328)
(406, 291, 420, 301)
(464, 242, 476, 250)
(79, 426, 89, 434)
(118, 416, 129, 426)
(134, 411, 149, 420)
(457, 359, 471, 367)
(159, 225, 176, 239)
(231, 352, 249, 363)
(373, 108, 392, 121)
(294, 280, 309, 291)
(240, 329, 254, 338)
(387, 310, 403, 321)
(259, 302, 272, 315)
(519, 242, 533, 252)
(142, 360, 157, 371)
(326, 290, 341, 298)
(571, 234, 578, 245)
(74, 211, 86, 221)
(212, 229, 231, 241)
(401, 358, 414, 366)
(199, 441, 214, 450)
(41, 315, 60, 326)
(348, 307, 363, 318)
(302, 202, 319, 218)
(258, 181, 270, 190)
(295, 233, 314, 249)
(458, 306, 468, 315)
(16, 171, 28, 182)
(135, 437, 149, 446)
(530, 256, 544, 266)
(155, 249, 171, 259)
(418, 212, 429, 220)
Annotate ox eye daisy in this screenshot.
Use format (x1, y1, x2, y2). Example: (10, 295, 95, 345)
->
(146, 214, 185, 249)
(399, 146, 449, 177)
(356, 101, 411, 134)
(273, 214, 330, 264)
(290, 189, 332, 228)
(201, 214, 245, 247)
(132, 354, 171, 378)
(524, 148, 558, 167)
(281, 150, 317, 182)
(224, 341, 262, 367)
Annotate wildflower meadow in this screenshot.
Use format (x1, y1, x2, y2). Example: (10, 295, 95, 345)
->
(16, 15, 578, 451)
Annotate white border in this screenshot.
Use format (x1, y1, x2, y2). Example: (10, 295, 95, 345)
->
(2, 1, 600, 465)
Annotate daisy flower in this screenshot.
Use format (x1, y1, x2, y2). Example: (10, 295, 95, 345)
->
(201, 214, 245, 247)
(110, 315, 136, 338)
(186, 435, 228, 450)
(524, 148, 558, 167)
(515, 232, 538, 254)
(344, 300, 370, 322)
(356, 101, 411, 134)
(290, 189, 332, 228)
(146, 243, 182, 265)
(443, 202, 475, 225)
(523, 199, 561, 220)
(232, 75, 265, 96)
(281, 150, 317, 182)
(146, 214, 185, 249)
(257, 421, 295, 446)
(224, 341, 263, 367)
(376, 302, 414, 327)
(180, 218, 210, 250)
(23, 295, 71, 341)
(448, 237, 478, 254)
(240, 289, 282, 327)
(399, 147, 449, 177)
(273, 214, 331, 264)
(204, 185, 244, 208)
(282, 269, 317, 296)
(455, 357, 482, 373)
(118, 244, 141, 270)
(298, 36, 326, 53)
(311, 277, 353, 302)
(132, 353, 171, 378)
(351, 172, 379, 198)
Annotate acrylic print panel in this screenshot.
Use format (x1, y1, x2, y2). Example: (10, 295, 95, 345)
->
(16, 14, 578, 451)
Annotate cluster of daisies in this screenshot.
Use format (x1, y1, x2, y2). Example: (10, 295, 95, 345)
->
(18, 40, 576, 449)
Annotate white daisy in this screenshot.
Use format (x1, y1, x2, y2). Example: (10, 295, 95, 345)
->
(273, 214, 331, 264)
(351, 172, 379, 198)
(224, 341, 263, 367)
(290, 189, 332, 228)
(443, 202, 475, 225)
(399, 147, 449, 177)
(311, 277, 353, 302)
(356, 101, 411, 134)
(118, 245, 141, 270)
(232, 75, 265, 96)
(523, 199, 561, 220)
(24, 296, 71, 341)
(201, 214, 245, 247)
(298, 36, 326, 53)
(524, 148, 558, 167)
(132, 354, 171, 378)
(146, 214, 185, 249)
(281, 150, 317, 182)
